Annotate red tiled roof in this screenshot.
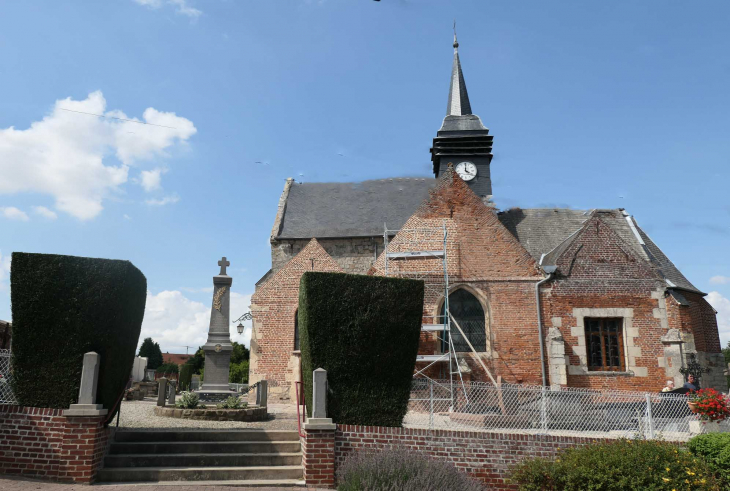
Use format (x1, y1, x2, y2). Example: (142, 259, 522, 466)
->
(162, 353, 192, 366)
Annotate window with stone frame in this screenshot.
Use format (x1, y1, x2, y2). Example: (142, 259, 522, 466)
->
(440, 288, 487, 353)
(294, 310, 300, 351)
(584, 317, 625, 371)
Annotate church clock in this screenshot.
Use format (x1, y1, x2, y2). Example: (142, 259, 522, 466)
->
(455, 162, 477, 181)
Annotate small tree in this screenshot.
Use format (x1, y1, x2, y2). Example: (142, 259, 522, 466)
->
(231, 342, 249, 364)
(185, 347, 205, 374)
(155, 362, 180, 375)
(138, 337, 163, 370)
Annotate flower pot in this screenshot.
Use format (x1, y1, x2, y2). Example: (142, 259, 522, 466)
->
(688, 401, 699, 413)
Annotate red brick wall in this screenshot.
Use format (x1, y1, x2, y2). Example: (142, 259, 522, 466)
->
(250, 238, 344, 401)
(299, 424, 679, 490)
(302, 428, 336, 488)
(0, 405, 110, 483)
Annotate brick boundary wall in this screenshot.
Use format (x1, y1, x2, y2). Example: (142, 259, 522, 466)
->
(0, 405, 111, 483)
(302, 424, 684, 490)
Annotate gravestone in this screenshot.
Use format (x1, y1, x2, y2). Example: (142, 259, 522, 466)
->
(197, 257, 234, 401)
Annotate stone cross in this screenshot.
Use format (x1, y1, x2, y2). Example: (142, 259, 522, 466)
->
(218, 257, 230, 276)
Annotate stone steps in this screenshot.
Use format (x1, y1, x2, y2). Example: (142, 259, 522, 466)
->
(97, 465, 304, 482)
(104, 452, 303, 468)
(109, 440, 301, 454)
(99, 429, 303, 485)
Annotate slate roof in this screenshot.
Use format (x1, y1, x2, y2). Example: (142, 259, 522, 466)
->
(276, 178, 437, 239)
(274, 183, 701, 294)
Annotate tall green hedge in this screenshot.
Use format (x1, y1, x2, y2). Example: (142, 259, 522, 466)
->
(179, 364, 193, 391)
(10, 252, 147, 412)
(299, 272, 424, 427)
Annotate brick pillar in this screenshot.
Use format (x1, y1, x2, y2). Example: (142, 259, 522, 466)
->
(302, 427, 336, 488)
(58, 415, 109, 483)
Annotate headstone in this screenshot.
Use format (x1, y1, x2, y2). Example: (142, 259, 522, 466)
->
(63, 351, 108, 416)
(197, 257, 234, 400)
(312, 368, 327, 418)
(157, 378, 168, 407)
(167, 381, 176, 406)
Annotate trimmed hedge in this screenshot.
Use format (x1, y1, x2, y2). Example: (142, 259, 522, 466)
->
(179, 364, 193, 391)
(10, 252, 146, 412)
(299, 272, 424, 427)
(688, 433, 730, 484)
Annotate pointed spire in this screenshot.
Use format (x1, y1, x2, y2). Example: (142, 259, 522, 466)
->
(446, 22, 472, 116)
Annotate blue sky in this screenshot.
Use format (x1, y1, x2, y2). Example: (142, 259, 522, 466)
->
(0, 0, 728, 352)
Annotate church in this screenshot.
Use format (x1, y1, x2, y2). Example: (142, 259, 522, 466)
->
(248, 34, 724, 402)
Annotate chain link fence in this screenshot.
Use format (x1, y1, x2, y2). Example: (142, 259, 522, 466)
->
(0, 349, 17, 405)
(405, 378, 722, 441)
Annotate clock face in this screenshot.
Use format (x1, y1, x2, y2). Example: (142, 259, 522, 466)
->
(455, 161, 477, 181)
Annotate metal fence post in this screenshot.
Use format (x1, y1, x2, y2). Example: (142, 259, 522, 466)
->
(645, 393, 655, 440)
(540, 386, 548, 434)
(429, 380, 434, 430)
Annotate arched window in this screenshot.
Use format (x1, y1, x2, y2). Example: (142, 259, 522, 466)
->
(294, 310, 300, 351)
(440, 289, 486, 353)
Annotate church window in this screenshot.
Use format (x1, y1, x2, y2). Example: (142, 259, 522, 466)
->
(584, 318, 624, 371)
(294, 310, 300, 351)
(440, 289, 487, 353)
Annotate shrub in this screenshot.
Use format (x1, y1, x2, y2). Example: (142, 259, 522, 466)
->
(337, 448, 485, 491)
(229, 360, 249, 384)
(688, 433, 730, 484)
(155, 362, 180, 374)
(179, 364, 193, 391)
(510, 439, 720, 490)
(299, 272, 424, 427)
(10, 252, 146, 413)
(138, 337, 163, 370)
(217, 396, 246, 409)
(176, 391, 200, 409)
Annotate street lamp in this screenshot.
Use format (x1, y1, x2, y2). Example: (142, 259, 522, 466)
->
(232, 312, 253, 336)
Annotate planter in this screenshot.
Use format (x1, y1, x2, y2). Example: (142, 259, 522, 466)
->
(689, 420, 730, 435)
(688, 401, 699, 413)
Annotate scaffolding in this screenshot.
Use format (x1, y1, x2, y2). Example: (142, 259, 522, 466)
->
(383, 221, 468, 409)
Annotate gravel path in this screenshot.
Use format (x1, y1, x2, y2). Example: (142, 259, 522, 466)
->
(116, 400, 299, 431)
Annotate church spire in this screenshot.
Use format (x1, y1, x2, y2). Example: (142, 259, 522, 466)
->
(446, 24, 472, 116)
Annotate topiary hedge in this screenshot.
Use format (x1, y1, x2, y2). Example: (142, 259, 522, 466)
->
(179, 364, 193, 391)
(10, 252, 146, 413)
(299, 272, 424, 427)
(688, 433, 730, 485)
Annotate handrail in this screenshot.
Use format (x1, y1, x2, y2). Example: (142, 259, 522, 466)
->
(294, 381, 305, 438)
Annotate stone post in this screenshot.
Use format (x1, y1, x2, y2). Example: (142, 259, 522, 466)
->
(256, 380, 268, 408)
(64, 352, 108, 416)
(167, 381, 176, 406)
(157, 378, 168, 407)
(302, 368, 336, 488)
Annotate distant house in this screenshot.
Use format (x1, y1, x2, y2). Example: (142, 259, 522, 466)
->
(162, 353, 192, 367)
(0, 321, 10, 350)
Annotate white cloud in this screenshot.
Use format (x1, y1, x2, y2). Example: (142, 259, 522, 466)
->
(0, 251, 10, 294)
(708, 291, 730, 347)
(146, 194, 180, 206)
(134, 0, 202, 18)
(0, 91, 196, 220)
(32, 206, 57, 220)
(140, 289, 252, 352)
(180, 286, 214, 293)
(0, 207, 29, 221)
(123, 214, 132, 220)
(140, 167, 166, 192)
(710, 276, 730, 285)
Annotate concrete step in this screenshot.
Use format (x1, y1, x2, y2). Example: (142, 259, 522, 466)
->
(114, 430, 300, 443)
(109, 441, 301, 455)
(104, 452, 302, 468)
(95, 479, 305, 487)
(96, 465, 304, 483)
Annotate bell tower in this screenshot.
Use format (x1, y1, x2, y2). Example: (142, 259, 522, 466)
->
(430, 30, 494, 202)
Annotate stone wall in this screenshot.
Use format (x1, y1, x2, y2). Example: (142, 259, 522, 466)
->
(0, 405, 110, 483)
(270, 236, 384, 276)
